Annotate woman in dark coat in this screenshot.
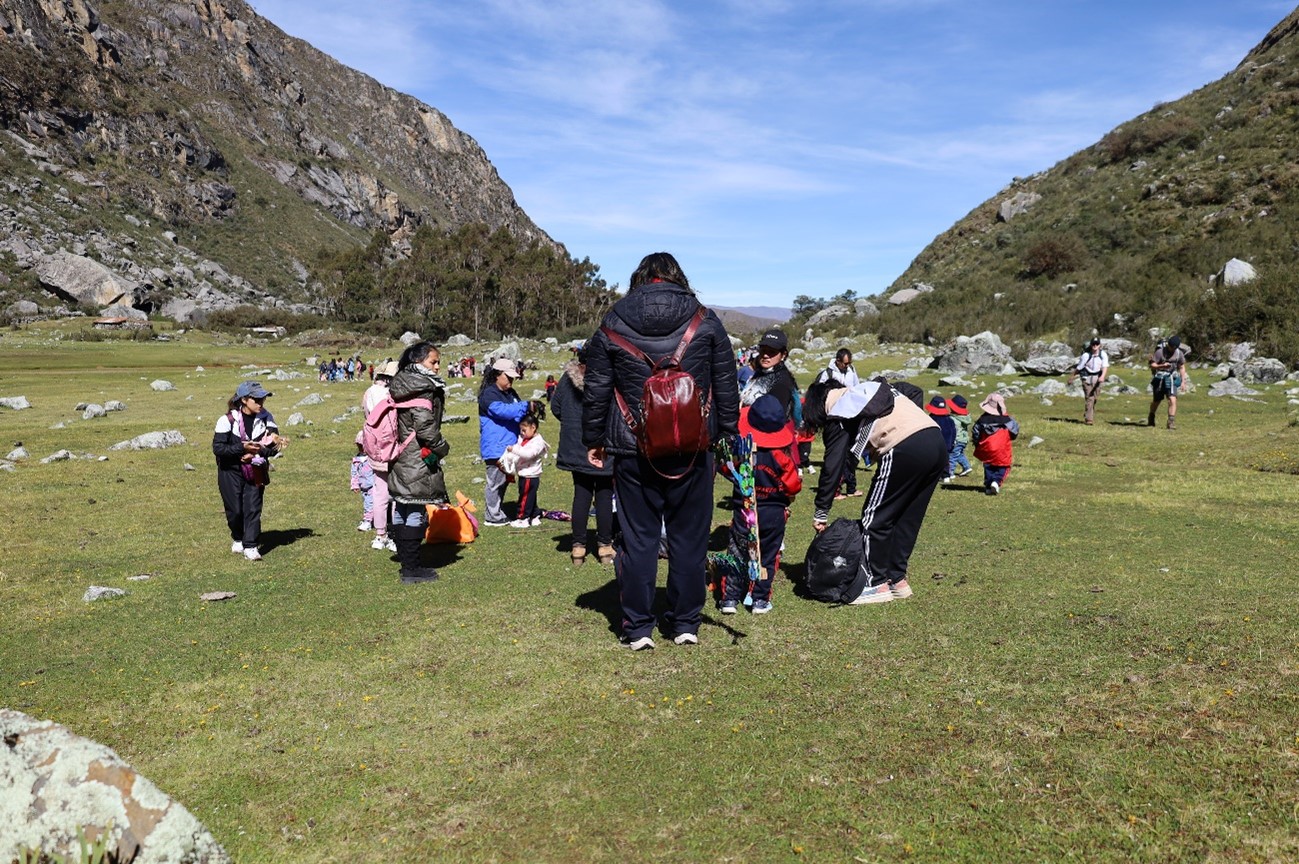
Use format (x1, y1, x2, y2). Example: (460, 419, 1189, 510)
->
(212, 380, 286, 561)
(550, 348, 615, 565)
(386, 341, 450, 584)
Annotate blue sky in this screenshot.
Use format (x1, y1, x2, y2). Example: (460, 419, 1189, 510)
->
(247, 0, 1292, 311)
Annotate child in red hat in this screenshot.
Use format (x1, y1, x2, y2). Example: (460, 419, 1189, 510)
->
(926, 396, 957, 483)
(718, 395, 802, 615)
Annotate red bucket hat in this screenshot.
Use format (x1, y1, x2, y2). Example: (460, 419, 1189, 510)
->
(926, 396, 950, 416)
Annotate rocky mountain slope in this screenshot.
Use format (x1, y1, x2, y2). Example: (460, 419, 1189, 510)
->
(870, 6, 1299, 363)
(0, 0, 551, 321)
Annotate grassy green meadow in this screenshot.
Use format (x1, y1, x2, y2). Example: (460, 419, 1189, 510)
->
(2, 324, 1297, 863)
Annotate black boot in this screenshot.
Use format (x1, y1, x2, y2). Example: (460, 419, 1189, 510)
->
(393, 525, 438, 584)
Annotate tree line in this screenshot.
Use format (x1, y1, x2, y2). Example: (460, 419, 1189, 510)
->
(312, 223, 616, 341)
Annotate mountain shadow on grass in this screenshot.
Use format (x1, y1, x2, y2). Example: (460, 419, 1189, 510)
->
(259, 527, 314, 552)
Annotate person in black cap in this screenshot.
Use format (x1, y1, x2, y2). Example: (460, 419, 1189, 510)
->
(1067, 337, 1109, 425)
(741, 327, 800, 424)
(1148, 335, 1189, 429)
(213, 381, 286, 561)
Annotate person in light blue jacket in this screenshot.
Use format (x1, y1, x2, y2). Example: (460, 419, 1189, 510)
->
(478, 357, 533, 526)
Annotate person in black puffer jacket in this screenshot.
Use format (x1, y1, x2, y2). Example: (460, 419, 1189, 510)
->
(583, 252, 740, 650)
(550, 348, 615, 566)
(386, 341, 450, 584)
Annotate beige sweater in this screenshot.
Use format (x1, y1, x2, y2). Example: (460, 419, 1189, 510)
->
(863, 394, 938, 457)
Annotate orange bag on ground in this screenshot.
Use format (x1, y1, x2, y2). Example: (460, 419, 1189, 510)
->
(425, 491, 480, 544)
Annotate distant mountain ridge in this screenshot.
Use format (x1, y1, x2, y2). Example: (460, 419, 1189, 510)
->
(865, 5, 1299, 362)
(711, 304, 789, 336)
(0, 0, 552, 320)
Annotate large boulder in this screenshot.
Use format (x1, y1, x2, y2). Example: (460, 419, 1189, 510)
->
(33, 251, 140, 309)
(1209, 377, 1260, 397)
(998, 191, 1041, 222)
(806, 304, 851, 327)
(1019, 340, 1075, 376)
(0, 396, 31, 410)
(398, 331, 422, 347)
(1217, 258, 1257, 286)
(445, 333, 473, 347)
(0, 709, 230, 863)
(1099, 338, 1139, 361)
(854, 298, 880, 317)
(1233, 357, 1287, 383)
(931, 332, 1017, 376)
(493, 341, 521, 360)
(888, 288, 922, 306)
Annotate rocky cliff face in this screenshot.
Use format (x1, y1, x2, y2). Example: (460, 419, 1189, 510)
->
(0, 0, 553, 320)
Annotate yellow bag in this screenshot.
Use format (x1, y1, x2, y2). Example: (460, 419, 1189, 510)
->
(425, 491, 480, 544)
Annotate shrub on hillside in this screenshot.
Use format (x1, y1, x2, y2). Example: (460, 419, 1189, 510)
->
(1183, 275, 1299, 367)
(1021, 234, 1087, 278)
(1097, 114, 1202, 163)
(204, 305, 328, 335)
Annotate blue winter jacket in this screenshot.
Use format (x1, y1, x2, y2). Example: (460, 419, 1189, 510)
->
(478, 385, 529, 460)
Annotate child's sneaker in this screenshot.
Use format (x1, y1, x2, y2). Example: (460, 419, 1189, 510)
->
(371, 534, 396, 551)
(752, 600, 773, 614)
(357, 520, 373, 532)
(988, 481, 1000, 495)
(850, 583, 893, 605)
(509, 518, 531, 528)
(230, 541, 244, 554)
(672, 632, 698, 645)
(529, 516, 542, 527)
(957, 467, 972, 477)
(243, 546, 262, 561)
(623, 636, 655, 651)
(719, 600, 738, 614)
(890, 579, 913, 599)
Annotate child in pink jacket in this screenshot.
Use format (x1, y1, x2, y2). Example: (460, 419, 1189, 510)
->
(504, 413, 549, 527)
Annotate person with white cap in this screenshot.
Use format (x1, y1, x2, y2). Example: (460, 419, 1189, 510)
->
(478, 357, 536, 526)
(360, 360, 400, 551)
(1067, 338, 1109, 425)
(212, 381, 286, 561)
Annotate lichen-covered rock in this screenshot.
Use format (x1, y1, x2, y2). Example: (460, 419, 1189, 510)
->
(399, 331, 422, 347)
(295, 392, 325, 407)
(931, 332, 1016, 375)
(0, 396, 31, 411)
(150, 380, 176, 392)
(40, 449, 75, 464)
(83, 586, 127, 602)
(82, 404, 107, 420)
(0, 709, 230, 863)
(445, 333, 473, 347)
(107, 431, 187, 451)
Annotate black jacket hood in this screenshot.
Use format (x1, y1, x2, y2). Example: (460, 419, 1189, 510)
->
(610, 282, 699, 338)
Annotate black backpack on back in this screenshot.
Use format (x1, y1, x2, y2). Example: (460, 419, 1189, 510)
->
(805, 518, 868, 603)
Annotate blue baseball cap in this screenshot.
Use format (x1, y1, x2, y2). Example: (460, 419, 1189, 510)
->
(235, 381, 272, 400)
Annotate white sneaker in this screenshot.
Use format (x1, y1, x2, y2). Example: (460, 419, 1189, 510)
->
(807, 466, 816, 475)
(989, 481, 1000, 495)
(624, 636, 655, 651)
(850, 583, 893, 605)
(243, 547, 262, 561)
(371, 534, 396, 551)
(357, 520, 373, 532)
(529, 516, 542, 527)
(672, 632, 698, 645)
(231, 541, 244, 554)
(509, 518, 531, 528)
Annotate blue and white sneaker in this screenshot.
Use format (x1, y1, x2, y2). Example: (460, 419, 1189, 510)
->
(719, 600, 738, 614)
(751, 600, 773, 614)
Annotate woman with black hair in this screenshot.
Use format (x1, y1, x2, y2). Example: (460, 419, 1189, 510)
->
(212, 381, 286, 561)
(385, 341, 450, 583)
(583, 251, 741, 649)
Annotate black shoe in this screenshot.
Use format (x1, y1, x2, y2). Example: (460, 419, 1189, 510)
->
(400, 567, 439, 584)
(392, 525, 437, 583)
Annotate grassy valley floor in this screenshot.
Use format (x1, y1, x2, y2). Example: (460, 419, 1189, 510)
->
(1, 325, 1297, 863)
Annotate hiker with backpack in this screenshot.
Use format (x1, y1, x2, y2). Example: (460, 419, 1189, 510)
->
(1147, 335, 1189, 429)
(360, 360, 399, 552)
(478, 358, 537, 528)
(814, 378, 947, 604)
(1066, 337, 1109, 425)
(383, 342, 450, 583)
(583, 252, 740, 650)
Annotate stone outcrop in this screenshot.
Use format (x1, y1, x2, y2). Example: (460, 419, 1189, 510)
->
(930, 331, 1017, 376)
(997, 191, 1041, 222)
(0, 709, 230, 863)
(0, 0, 554, 319)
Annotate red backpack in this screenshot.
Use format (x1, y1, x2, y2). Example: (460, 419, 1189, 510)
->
(601, 307, 711, 475)
(360, 394, 433, 466)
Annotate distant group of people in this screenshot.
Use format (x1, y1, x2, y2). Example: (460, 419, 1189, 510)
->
(210, 251, 1194, 649)
(317, 355, 378, 382)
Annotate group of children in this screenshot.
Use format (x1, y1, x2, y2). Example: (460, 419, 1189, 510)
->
(926, 392, 1019, 495)
(345, 375, 1020, 611)
(350, 413, 551, 533)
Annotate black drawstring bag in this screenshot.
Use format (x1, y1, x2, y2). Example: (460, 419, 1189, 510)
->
(805, 518, 868, 604)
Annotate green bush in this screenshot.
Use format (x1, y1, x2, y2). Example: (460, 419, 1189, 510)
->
(1183, 273, 1299, 366)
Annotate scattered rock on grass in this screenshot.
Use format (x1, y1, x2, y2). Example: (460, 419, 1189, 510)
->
(83, 586, 126, 602)
(150, 380, 176, 391)
(108, 430, 186, 451)
(6, 445, 28, 461)
(41, 449, 75, 463)
(82, 404, 107, 420)
(0, 396, 31, 410)
(200, 591, 237, 601)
